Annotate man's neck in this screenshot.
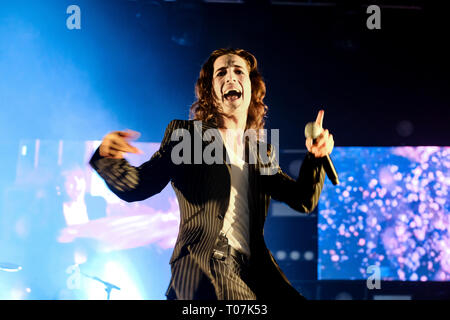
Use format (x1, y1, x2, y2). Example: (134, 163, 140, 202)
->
(221, 112, 247, 132)
(219, 113, 247, 159)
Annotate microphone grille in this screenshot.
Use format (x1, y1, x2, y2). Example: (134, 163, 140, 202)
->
(304, 122, 322, 139)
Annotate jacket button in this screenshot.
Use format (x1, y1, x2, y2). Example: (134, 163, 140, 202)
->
(217, 214, 224, 220)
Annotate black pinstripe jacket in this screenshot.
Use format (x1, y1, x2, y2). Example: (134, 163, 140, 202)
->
(90, 119, 325, 299)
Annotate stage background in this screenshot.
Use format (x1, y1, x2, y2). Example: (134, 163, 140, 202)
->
(0, 0, 448, 299)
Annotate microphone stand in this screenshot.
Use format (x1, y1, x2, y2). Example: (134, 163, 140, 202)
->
(80, 271, 121, 300)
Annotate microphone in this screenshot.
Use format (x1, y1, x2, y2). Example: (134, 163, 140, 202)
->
(304, 122, 339, 185)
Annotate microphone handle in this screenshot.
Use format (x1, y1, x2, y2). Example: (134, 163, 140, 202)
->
(311, 137, 339, 185)
(322, 154, 339, 185)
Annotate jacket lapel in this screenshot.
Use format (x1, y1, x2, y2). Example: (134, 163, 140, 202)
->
(200, 120, 231, 175)
(245, 136, 262, 253)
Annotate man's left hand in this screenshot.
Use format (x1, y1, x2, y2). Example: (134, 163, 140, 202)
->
(305, 110, 334, 158)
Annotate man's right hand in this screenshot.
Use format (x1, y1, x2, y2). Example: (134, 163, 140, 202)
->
(99, 129, 143, 159)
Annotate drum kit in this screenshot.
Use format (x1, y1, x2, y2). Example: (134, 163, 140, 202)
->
(0, 261, 120, 300)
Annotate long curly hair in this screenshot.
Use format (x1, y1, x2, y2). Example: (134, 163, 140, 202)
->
(189, 48, 268, 131)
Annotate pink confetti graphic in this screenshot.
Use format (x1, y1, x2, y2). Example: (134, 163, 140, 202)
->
(319, 147, 450, 281)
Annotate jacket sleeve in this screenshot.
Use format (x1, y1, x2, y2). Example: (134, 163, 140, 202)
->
(89, 120, 182, 202)
(261, 144, 326, 214)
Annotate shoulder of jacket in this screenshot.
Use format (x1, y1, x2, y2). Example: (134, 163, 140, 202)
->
(167, 119, 191, 130)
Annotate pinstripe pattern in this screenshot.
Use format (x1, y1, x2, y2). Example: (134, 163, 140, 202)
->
(90, 119, 326, 300)
(94, 158, 139, 192)
(210, 255, 256, 300)
(167, 253, 216, 300)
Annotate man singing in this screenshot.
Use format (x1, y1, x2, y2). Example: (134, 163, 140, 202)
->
(89, 48, 334, 300)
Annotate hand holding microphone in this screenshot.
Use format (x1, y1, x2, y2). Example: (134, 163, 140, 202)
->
(304, 110, 339, 185)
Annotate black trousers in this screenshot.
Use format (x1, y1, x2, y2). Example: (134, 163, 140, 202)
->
(209, 248, 257, 300)
(167, 242, 256, 300)
(166, 247, 308, 300)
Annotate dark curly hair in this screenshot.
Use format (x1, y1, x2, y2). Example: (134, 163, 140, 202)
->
(189, 48, 268, 131)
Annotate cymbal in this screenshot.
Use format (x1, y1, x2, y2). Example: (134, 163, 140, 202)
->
(0, 262, 22, 272)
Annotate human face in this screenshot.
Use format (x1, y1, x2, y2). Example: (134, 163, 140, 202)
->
(64, 174, 86, 200)
(212, 54, 251, 116)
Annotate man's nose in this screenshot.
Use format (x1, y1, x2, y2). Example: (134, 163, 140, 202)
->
(225, 69, 237, 83)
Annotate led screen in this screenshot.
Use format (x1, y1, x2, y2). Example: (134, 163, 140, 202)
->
(0, 140, 179, 299)
(318, 147, 449, 281)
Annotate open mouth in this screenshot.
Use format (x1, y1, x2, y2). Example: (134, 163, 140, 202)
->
(223, 89, 242, 102)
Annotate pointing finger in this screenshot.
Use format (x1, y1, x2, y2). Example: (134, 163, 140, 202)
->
(315, 109, 324, 128)
(112, 140, 143, 154)
(116, 130, 143, 154)
(118, 129, 141, 140)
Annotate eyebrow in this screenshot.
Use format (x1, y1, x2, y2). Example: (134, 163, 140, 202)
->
(214, 64, 246, 74)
